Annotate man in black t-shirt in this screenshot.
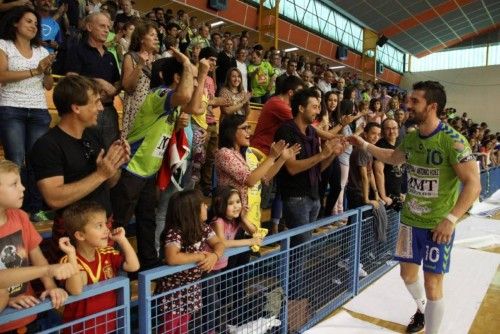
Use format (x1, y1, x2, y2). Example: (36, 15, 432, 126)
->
(374, 119, 403, 205)
(274, 88, 346, 247)
(64, 12, 121, 150)
(31, 76, 129, 262)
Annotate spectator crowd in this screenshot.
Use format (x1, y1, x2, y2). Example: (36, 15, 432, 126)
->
(0, 0, 498, 333)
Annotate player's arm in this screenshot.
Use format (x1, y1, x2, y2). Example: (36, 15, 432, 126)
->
(449, 160, 481, 218)
(433, 160, 481, 244)
(348, 134, 406, 165)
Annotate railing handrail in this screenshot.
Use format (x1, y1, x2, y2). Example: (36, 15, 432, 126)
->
(138, 209, 358, 283)
(0, 276, 130, 324)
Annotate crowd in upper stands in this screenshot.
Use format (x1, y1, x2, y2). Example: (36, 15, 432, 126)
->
(0, 0, 498, 333)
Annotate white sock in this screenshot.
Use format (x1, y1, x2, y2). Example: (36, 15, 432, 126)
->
(425, 299, 445, 334)
(405, 280, 426, 313)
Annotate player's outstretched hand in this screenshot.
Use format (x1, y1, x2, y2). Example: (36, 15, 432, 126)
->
(347, 134, 366, 147)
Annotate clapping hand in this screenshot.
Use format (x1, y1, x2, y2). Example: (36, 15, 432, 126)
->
(280, 143, 301, 160)
(268, 140, 287, 160)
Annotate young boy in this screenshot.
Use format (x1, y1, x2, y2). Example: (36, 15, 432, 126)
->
(59, 201, 140, 334)
(0, 160, 71, 332)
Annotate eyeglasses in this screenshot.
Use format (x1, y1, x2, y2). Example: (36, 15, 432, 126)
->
(237, 125, 251, 132)
(82, 139, 96, 160)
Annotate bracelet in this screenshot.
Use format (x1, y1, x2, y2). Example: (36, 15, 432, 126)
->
(445, 213, 458, 224)
(29, 69, 33, 77)
(362, 141, 369, 150)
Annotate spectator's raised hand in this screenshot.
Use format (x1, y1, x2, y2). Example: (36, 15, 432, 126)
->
(8, 294, 40, 310)
(198, 58, 210, 76)
(269, 140, 287, 160)
(40, 287, 68, 309)
(109, 227, 127, 244)
(170, 46, 191, 65)
(58, 237, 76, 256)
(280, 143, 301, 160)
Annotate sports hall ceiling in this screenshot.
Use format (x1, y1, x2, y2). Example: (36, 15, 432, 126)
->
(330, 0, 500, 57)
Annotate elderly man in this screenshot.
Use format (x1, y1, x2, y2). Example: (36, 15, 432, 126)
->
(64, 12, 121, 150)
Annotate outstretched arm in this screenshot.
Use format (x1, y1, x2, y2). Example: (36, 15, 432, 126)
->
(348, 134, 406, 165)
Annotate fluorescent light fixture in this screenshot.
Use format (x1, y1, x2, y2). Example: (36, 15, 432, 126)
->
(284, 47, 299, 52)
(329, 65, 346, 70)
(210, 21, 225, 27)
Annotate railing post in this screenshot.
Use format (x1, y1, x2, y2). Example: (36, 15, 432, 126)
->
(280, 236, 290, 334)
(116, 277, 130, 334)
(353, 209, 361, 296)
(138, 272, 151, 334)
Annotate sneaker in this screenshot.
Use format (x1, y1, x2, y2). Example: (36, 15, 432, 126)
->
(337, 258, 349, 270)
(358, 263, 368, 278)
(30, 210, 52, 223)
(406, 309, 425, 333)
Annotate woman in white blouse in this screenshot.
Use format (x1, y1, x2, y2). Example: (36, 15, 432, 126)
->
(0, 6, 54, 215)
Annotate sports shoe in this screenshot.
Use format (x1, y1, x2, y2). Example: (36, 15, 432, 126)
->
(406, 309, 425, 333)
(358, 263, 368, 278)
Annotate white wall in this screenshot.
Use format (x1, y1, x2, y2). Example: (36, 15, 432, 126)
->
(400, 65, 500, 131)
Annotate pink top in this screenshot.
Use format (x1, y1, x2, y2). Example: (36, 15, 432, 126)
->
(211, 217, 240, 270)
(215, 147, 251, 209)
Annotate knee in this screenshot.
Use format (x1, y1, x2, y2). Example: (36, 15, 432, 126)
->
(400, 271, 418, 284)
(424, 276, 443, 300)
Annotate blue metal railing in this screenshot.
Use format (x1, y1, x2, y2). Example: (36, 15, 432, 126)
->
(138, 207, 399, 333)
(480, 166, 500, 200)
(0, 277, 131, 334)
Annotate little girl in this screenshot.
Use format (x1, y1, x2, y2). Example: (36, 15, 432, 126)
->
(201, 187, 263, 333)
(155, 189, 225, 334)
(210, 186, 263, 271)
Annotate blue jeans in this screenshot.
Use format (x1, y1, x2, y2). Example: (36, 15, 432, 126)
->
(0, 106, 51, 213)
(283, 196, 321, 247)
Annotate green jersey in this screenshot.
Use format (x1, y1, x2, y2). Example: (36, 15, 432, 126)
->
(398, 122, 473, 229)
(125, 87, 180, 178)
(248, 61, 274, 98)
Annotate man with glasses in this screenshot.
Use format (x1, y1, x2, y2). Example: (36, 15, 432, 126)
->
(30, 76, 129, 263)
(374, 118, 404, 206)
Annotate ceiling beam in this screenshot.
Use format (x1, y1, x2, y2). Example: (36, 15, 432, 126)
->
(382, 0, 475, 37)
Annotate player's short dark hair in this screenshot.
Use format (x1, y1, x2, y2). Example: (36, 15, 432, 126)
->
(413, 81, 447, 115)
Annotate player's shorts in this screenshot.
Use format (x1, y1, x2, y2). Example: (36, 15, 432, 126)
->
(394, 223, 454, 274)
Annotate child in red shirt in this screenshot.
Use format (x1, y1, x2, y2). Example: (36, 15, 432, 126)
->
(0, 160, 72, 333)
(59, 201, 140, 334)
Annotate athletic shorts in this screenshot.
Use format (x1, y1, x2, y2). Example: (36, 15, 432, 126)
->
(394, 223, 454, 274)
